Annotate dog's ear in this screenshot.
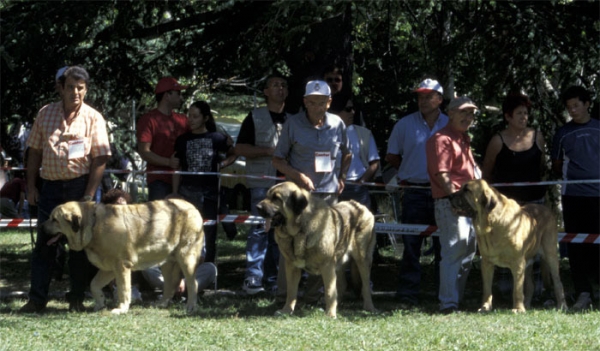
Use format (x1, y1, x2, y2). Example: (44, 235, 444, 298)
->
(69, 213, 81, 233)
(290, 191, 309, 215)
(482, 192, 497, 212)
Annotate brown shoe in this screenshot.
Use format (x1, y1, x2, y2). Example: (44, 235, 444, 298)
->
(19, 300, 46, 313)
(68, 301, 86, 312)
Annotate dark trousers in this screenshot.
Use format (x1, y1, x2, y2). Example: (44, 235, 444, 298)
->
(28, 176, 97, 304)
(179, 185, 219, 263)
(562, 195, 600, 297)
(396, 187, 440, 303)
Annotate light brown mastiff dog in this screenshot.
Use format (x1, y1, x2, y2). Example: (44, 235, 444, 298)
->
(449, 179, 567, 313)
(256, 182, 376, 318)
(43, 199, 204, 314)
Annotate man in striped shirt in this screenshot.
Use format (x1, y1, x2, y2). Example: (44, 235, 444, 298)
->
(19, 66, 111, 313)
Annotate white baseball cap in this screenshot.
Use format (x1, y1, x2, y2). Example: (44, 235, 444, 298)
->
(414, 78, 443, 94)
(304, 80, 331, 97)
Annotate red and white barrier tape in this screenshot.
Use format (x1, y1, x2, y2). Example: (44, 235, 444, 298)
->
(3, 217, 598, 244)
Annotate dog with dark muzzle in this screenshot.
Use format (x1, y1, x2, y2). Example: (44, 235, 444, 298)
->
(256, 181, 376, 318)
(449, 179, 566, 313)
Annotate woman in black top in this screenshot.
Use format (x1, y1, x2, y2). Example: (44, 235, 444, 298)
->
(482, 93, 546, 204)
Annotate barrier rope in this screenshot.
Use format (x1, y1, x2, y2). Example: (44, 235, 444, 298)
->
(2, 168, 598, 243)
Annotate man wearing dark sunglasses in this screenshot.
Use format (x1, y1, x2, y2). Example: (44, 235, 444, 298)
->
(385, 78, 448, 308)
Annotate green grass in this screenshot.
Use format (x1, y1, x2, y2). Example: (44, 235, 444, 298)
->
(1, 228, 599, 351)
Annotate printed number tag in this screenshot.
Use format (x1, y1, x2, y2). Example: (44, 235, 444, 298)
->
(68, 139, 85, 159)
(315, 151, 332, 173)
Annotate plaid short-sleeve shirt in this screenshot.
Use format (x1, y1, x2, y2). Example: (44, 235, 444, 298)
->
(27, 101, 111, 180)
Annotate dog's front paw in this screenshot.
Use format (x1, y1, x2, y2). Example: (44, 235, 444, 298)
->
(511, 307, 526, 314)
(186, 302, 198, 314)
(110, 304, 130, 315)
(274, 307, 294, 316)
(477, 304, 492, 313)
(293, 259, 306, 268)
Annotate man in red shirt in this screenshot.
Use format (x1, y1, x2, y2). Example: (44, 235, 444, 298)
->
(136, 77, 189, 200)
(426, 96, 479, 314)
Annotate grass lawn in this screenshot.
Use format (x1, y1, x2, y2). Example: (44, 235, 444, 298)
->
(1, 226, 599, 351)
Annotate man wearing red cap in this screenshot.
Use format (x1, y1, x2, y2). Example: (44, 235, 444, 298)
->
(137, 77, 190, 200)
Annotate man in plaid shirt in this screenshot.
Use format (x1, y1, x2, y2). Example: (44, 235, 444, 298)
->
(19, 66, 111, 313)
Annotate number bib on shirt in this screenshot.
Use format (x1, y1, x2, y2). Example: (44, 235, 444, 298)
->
(68, 139, 85, 159)
(315, 151, 332, 173)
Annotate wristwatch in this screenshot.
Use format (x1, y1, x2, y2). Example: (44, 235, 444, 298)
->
(82, 195, 93, 201)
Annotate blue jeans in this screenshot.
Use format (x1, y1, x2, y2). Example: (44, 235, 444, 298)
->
(434, 198, 476, 310)
(148, 180, 172, 201)
(245, 187, 279, 286)
(29, 175, 96, 304)
(396, 188, 440, 303)
(179, 185, 218, 263)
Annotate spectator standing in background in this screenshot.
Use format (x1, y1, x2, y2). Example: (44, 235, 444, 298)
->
(235, 74, 290, 295)
(137, 77, 189, 201)
(426, 96, 479, 314)
(385, 79, 447, 307)
(551, 86, 600, 311)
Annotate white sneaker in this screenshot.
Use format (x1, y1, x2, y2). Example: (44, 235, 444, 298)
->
(572, 292, 592, 311)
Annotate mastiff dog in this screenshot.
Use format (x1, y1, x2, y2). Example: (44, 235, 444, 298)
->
(256, 181, 376, 318)
(43, 199, 204, 314)
(449, 179, 567, 313)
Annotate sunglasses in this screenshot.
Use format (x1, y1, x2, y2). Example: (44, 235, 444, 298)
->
(326, 77, 342, 83)
(343, 106, 355, 112)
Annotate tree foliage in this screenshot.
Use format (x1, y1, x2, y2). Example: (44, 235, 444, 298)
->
(1, 0, 598, 165)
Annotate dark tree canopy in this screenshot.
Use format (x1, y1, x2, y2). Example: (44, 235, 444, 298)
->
(1, 0, 598, 164)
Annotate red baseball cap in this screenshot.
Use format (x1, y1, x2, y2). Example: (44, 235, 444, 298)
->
(155, 77, 188, 94)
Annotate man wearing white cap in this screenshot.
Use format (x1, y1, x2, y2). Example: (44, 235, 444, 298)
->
(272, 79, 351, 304)
(426, 96, 479, 314)
(137, 77, 189, 200)
(385, 78, 447, 307)
(273, 80, 351, 202)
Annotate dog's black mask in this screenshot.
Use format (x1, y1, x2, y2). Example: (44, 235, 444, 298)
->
(448, 192, 477, 218)
(271, 212, 285, 227)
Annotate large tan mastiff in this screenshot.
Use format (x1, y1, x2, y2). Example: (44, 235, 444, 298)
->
(42, 199, 204, 314)
(449, 179, 567, 313)
(256, 181, 376, 318)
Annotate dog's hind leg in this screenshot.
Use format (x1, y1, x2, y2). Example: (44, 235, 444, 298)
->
(321, 263, 339, 318)
(112, 267, 132, 314)
(90, 270, 114, 312)
(524, 261, 535, 309)
(542, 244, 567, 311)
(354, 258, 376, 313)
(179, 255, 199, 313)
(157, 261, 180, 308)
